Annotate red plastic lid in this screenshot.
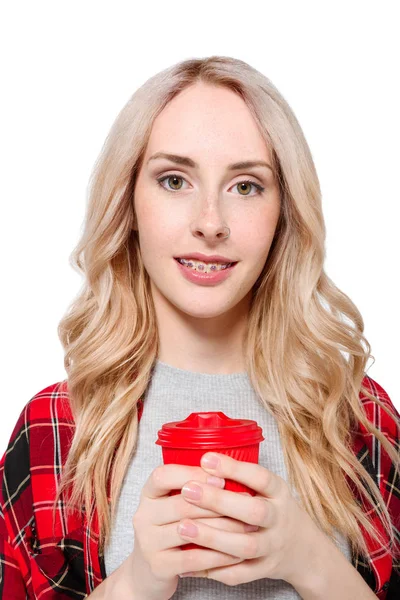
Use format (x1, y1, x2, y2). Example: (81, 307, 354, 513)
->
(155, 411, 264, 449)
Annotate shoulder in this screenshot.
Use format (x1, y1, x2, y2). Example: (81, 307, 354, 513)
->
(1, 380, 75, 469)
(1, 380, 72, 458)
(360, 374, 395, 408)
(359, 374, 400, 439)
(356, 375, 400, 505)
(26, 379, 74, 423)
(0, 380, 75, 505)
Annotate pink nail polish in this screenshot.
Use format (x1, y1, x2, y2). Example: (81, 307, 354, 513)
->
(182, 484, 202, 500)
(178, 522, 198, 537)
(202, 454, 219, 469)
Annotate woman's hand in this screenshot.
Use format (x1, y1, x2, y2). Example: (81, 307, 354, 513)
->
(177, 452, 322, 587)
(128, 463, 252, 600)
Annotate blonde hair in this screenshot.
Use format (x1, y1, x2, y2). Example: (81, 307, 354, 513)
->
(55, 56, 400, 566)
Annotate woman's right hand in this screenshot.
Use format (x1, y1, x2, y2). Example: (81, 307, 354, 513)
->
(127, 463, 256, 600)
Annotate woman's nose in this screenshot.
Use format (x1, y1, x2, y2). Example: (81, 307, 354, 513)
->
(190, 221, 230, 241)
(189, 192, 231, 241)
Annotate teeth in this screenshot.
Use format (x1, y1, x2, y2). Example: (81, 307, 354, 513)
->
(177, 258, 232, 272)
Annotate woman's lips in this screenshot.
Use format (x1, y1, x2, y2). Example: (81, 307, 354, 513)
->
(174, 258, 237, 286)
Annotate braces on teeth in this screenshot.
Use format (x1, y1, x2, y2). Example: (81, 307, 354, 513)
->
(177, 258, 232, 272)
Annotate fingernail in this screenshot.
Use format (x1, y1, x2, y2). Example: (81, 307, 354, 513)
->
(206, 475, 225, 488)
(178, 522, 198, 537)
(201, 453, 219, 469)
(182, 484, 202, 500)
(179, 571, 195, 577)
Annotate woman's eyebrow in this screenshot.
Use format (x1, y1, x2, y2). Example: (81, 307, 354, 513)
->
(148, 152, 274, 173)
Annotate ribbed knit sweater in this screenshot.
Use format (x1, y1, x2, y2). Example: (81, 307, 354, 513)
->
(104, 360, 352, 598)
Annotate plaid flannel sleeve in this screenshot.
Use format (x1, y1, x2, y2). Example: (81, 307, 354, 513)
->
(0, 406, 30, 598)
(361, 376, 400, 599)
(0, 510, 27, 597)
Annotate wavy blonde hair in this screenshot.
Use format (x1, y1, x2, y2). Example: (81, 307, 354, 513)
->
(55, 56, 400, 567)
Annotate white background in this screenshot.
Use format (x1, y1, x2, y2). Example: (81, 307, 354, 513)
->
(1, 1, 399, 452)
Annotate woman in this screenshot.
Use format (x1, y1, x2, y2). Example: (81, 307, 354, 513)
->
(1, 56, 399, 599)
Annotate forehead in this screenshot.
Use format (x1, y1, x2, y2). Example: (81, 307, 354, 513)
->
(144, 83, 272, 165)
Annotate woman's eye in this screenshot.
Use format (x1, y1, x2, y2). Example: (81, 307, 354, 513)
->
(156, 174, 189, 192)
(156, 174, 265, 196)
(233, 180, 265, 196)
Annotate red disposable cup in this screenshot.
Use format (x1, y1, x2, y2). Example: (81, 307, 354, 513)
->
(155, 411, 264, 550)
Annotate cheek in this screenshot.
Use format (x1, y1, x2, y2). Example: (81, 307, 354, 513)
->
(239, 212, 278, 258)
(138, 190, 183, 230)
(136, 206, 181, 261)
(136, 194, 165, 235)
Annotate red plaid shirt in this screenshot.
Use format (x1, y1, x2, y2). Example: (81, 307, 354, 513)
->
(1, 375, 399, 599)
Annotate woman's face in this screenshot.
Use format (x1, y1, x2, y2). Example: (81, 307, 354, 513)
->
(133, 82, 281, 321)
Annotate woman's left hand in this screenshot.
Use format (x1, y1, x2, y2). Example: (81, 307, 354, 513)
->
(178, 452, 323, 587)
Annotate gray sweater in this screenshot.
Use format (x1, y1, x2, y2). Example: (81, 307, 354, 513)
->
(104, 360, 352, 598)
